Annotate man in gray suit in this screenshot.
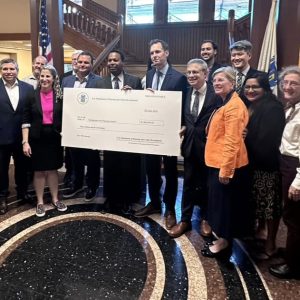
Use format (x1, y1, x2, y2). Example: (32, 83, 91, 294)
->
(95, 49, 142, 213)
(62, 51, 103, 201)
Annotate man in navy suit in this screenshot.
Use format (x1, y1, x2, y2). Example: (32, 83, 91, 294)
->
(200, 40, 223, 84)
(0, 58, 34, 214)
(169, 58, 221, 238)
(95, 49, 143, 213)
(230, 40, 266, 106)
(62, 51, 103, 201)
(135, 39, 188, 230)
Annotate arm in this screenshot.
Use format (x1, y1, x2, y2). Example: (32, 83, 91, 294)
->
(289, 138, 300, 201)
(22, 127, 31, 157)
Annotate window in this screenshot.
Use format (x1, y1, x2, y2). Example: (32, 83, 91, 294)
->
(215, 0, 249, 20)
(126, 0, 154, 24)
(168, 0, 199, 22)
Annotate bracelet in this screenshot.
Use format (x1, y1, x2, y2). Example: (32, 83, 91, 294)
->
(22, 141, 28, 145)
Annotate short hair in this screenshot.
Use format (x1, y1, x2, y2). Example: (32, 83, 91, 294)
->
(229, 40, 252, 53)
(201, 40, 218, 51)
(149, 39, 169, 51)
(0, 58, 19, 71)
(33, 55, 48, 64)
(212, 66, 236, 84)
(187, 58, 208, 72)
(77, 51, 95, 64)
(72, 50, 83, 56)
(279, 65, 300, 81)
(108, 49, 125, 62)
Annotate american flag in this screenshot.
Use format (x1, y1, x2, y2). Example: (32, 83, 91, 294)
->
(39, 0, 53, 64)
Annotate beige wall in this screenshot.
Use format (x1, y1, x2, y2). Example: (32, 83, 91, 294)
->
(0, 0, 30, 33)
(92, 0, 117, 12)
(0, 48, 32, 79)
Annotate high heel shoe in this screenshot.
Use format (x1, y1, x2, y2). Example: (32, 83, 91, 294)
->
(201, 245, 232, 260)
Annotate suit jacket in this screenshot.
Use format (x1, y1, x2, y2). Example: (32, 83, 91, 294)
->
(0, 78, 34, 145)
(207, 62, 223, 84)
(95, 72, 142, 90)
(181, 84, 220, 163)
(61, 72, 103, 89)
(205, 91, 249, 178)
(146, 66, 188, 124)
(22, 89, 62, 140)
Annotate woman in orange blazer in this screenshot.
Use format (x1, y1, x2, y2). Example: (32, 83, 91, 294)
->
(202, 66, 249, 259)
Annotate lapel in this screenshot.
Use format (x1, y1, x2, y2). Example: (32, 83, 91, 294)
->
(146, 69, 155, 88)
(36, 89, 43, 117)
(103, 76, 113, 89)
(86, 73, 95, 88)
(160, 66, 172, 90)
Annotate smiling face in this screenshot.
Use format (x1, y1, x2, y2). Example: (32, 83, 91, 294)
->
(77, 54, 92, 77)
(200, 42, 216, 64)
(281, 73, 300, 104)
(150, 42, 169, 70)
(0, 62, 18, 85)
(244, 78, 264, 102)
(39, 69, 54, 91)
(231, 49, 251, 72)
(32, 56, 47, 78)
(213, 72, 234, 99)
(107, 52, 123, 76)
(186, 63, 207, 90)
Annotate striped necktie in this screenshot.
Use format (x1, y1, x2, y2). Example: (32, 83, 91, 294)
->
(236, 72, 244, 94)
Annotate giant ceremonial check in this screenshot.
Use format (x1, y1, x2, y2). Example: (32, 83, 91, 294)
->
(62, 88, 182, 156)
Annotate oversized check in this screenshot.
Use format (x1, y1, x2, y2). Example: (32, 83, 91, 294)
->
(62, 88, 182, 156)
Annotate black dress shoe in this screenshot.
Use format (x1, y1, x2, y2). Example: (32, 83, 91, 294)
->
(201, 246, 232, 260)
(85, 188, 97, 201)
(134, 202, 161, 217)
(63, 186, 84, 199)
(269, 263, 300, 279)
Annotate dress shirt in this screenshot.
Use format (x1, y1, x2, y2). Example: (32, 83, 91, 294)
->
(152, 63, 169, 90)
(22, 75, 38, 89)
(280, 102, 300, 189)
(190, 82, 207, 116)
(235, 65, 250, 87)
(110, 73, 124, 89)
(74, 74, 89, 88)
(3, 79, 19, 111)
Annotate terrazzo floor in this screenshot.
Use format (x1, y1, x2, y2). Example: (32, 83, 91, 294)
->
(0, 172, 299, 299)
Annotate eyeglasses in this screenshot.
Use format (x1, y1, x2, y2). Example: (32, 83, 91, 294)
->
(244, 85, 262, 91)
(280, 81, 300, 88)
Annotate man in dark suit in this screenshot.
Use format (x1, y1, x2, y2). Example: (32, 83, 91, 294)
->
(135, 39, 188, 230)
(200, 40, 223, 84)
(62, 51, 103, 201)
(230, 40, 266, 106)
(0, 58, 34, 214)
(169, 58, 221, 238)
(95, 49, 142, 213)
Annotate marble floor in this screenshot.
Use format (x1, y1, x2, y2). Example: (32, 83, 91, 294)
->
(0, 173, 299, 299)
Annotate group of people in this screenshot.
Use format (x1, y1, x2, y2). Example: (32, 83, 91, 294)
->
(0, 38, 299, 280)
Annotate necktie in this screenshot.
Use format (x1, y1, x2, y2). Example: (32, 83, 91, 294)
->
(113, 77, 120, 89)
(155, 70, 162, 90)
(191, 91, 200, 120)
(236, 72, 243, 94)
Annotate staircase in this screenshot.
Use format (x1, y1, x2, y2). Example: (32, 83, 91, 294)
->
(63, 0, 123, 73)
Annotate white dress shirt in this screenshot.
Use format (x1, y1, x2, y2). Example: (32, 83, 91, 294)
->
(152, 63, 169, 90)
(280, 102, 300, 189)
(111, 72, 124, 89)
(3, 79, 19, 111)
(190, 82, 207, 116)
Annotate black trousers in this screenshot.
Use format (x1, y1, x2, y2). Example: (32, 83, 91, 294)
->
(181, 153, 208, 222)
(104, 151, 142, 209)
(280, 155, 300, 271)
(70, 148, 100, 190)
(0, 143, 30, 197)
(145, 154, 178, 213)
